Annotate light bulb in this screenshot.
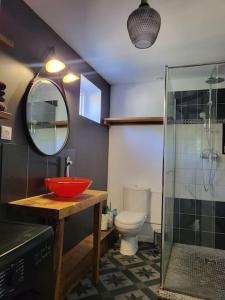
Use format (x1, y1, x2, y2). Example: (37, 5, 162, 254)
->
(63, 72, 80, 83)
(45, 58, 65, 73)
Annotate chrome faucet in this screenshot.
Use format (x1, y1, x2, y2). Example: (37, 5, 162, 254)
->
(65, 156, 73, 177)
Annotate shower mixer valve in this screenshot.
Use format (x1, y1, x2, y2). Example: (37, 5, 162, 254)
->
(211, 152, 219, 161)
(201, 150, 210, 159)
(201, 150, 219, 161)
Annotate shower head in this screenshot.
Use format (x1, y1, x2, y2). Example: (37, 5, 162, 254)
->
(205, 76, 225, 84)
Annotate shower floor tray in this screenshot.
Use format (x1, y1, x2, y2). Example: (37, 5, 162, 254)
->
(163, 243, 225, 300)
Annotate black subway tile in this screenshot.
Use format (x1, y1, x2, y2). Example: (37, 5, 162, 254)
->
(217, 104, 225, 119)
(215, 202, 225, 218)
(180, 214, 196, 230)
(198, 90, 209, 105)
(174, 198, 180, 213)
(198, 216, 214, 233)
(180, 229, 196, 245)
(173, 213, 180, 228)
(180, 199, 195, 215)
(47, 156, 61, 178)
(217, 89, 225, 104)
(173, 229, 180, 243)
(174, 91, 182, 105)
(196, 232, 214, 248)
(196, 200, 214, 217)
(215, 233, 225, 250)
(27, 147, 47, 197)
(182, 91, 198, 106)
(215, 217, 225, 234)
(182, 105, 198, 120)
(176, 106, 182, 120)
(1, 143, 28, 202)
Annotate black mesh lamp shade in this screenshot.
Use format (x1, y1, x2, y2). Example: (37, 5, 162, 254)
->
(127, 0, 161, 49)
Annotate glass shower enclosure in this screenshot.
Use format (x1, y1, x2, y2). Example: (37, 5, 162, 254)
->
(161, 62, 225, 299)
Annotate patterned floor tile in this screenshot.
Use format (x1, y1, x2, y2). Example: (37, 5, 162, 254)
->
(100, 256, 117, 270)
(67, 242, 160, 300)
(140, 249, 160, 262)
(114, 289, 151, 300)
(67, 278, 98, 299)
(129, 266, 159, 282)
(141, 288, 159, 300)
(134, 282, 147, 290)
(146, 284, 160, 296)
(113, 254, 144, 266)
(100, 271, 133, 291)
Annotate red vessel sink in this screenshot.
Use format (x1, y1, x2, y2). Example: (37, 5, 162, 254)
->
(45, 177, 92, 198)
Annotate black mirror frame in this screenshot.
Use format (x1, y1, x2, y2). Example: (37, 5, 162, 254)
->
(25, 77, 70, 156)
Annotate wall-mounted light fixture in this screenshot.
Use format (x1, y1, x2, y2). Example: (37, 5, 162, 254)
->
(63, 68, 80, 84)
(45, 47, 65, 73)
(45, 58, 65, 73)
(43, 47, 79, 84)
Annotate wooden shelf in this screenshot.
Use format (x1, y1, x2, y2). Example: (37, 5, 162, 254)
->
(62, 227, 115, 297)
(0, 111, 11, 120)
(100, 226, 115, 240)
(28, 120, 68, 128)
(62, 234, 93, 295)
(104, 117, 163, 126)
(49, 120, 68, 127)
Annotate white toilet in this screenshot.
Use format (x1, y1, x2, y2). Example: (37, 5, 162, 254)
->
(115, 186, 150, 256)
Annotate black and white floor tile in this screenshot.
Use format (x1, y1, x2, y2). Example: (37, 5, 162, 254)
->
(66, 242, 160, 300)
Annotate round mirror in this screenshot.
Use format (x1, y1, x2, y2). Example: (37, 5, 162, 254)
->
(26, 78, 69, 155)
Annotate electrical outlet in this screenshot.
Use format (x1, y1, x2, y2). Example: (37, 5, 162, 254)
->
(1, 125, 12, 140)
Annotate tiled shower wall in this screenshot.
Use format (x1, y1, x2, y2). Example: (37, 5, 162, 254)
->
(174, 198, 225, 250)
(173, 89, 225, 250)
(175, 123, 224, 202)
(175, 89, 225, 122)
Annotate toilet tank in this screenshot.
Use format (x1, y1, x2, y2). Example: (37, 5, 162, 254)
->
(123, 185, 150, 215)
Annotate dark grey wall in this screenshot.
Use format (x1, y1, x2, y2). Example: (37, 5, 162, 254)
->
(0, 0, 110, 251)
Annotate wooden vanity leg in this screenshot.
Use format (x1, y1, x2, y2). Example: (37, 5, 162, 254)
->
(54, 219, 65, 300)
(93, 202, 102, 284)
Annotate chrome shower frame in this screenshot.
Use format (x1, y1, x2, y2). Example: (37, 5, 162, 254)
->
(161, 60, 225, 292)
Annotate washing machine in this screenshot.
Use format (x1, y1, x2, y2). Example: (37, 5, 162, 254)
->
(0, 220, 54, 300)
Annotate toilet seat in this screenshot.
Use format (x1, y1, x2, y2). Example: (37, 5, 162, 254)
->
(115, 211, 146, 229)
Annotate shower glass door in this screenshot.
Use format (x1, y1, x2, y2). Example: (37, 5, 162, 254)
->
(161, 67, 176, 285)
(161, 62, 225, 300)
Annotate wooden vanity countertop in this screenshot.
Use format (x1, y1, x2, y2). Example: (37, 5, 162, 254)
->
(8, 190, 108, 220)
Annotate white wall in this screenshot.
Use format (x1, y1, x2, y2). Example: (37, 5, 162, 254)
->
(110, 80, 164, 118)
(108, 80, 164, 241)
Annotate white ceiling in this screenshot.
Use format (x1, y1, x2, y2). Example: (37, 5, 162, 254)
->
(24, 0, 225, 85)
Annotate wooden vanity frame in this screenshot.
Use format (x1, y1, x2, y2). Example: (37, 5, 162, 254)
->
(8, 190, 107, 300)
